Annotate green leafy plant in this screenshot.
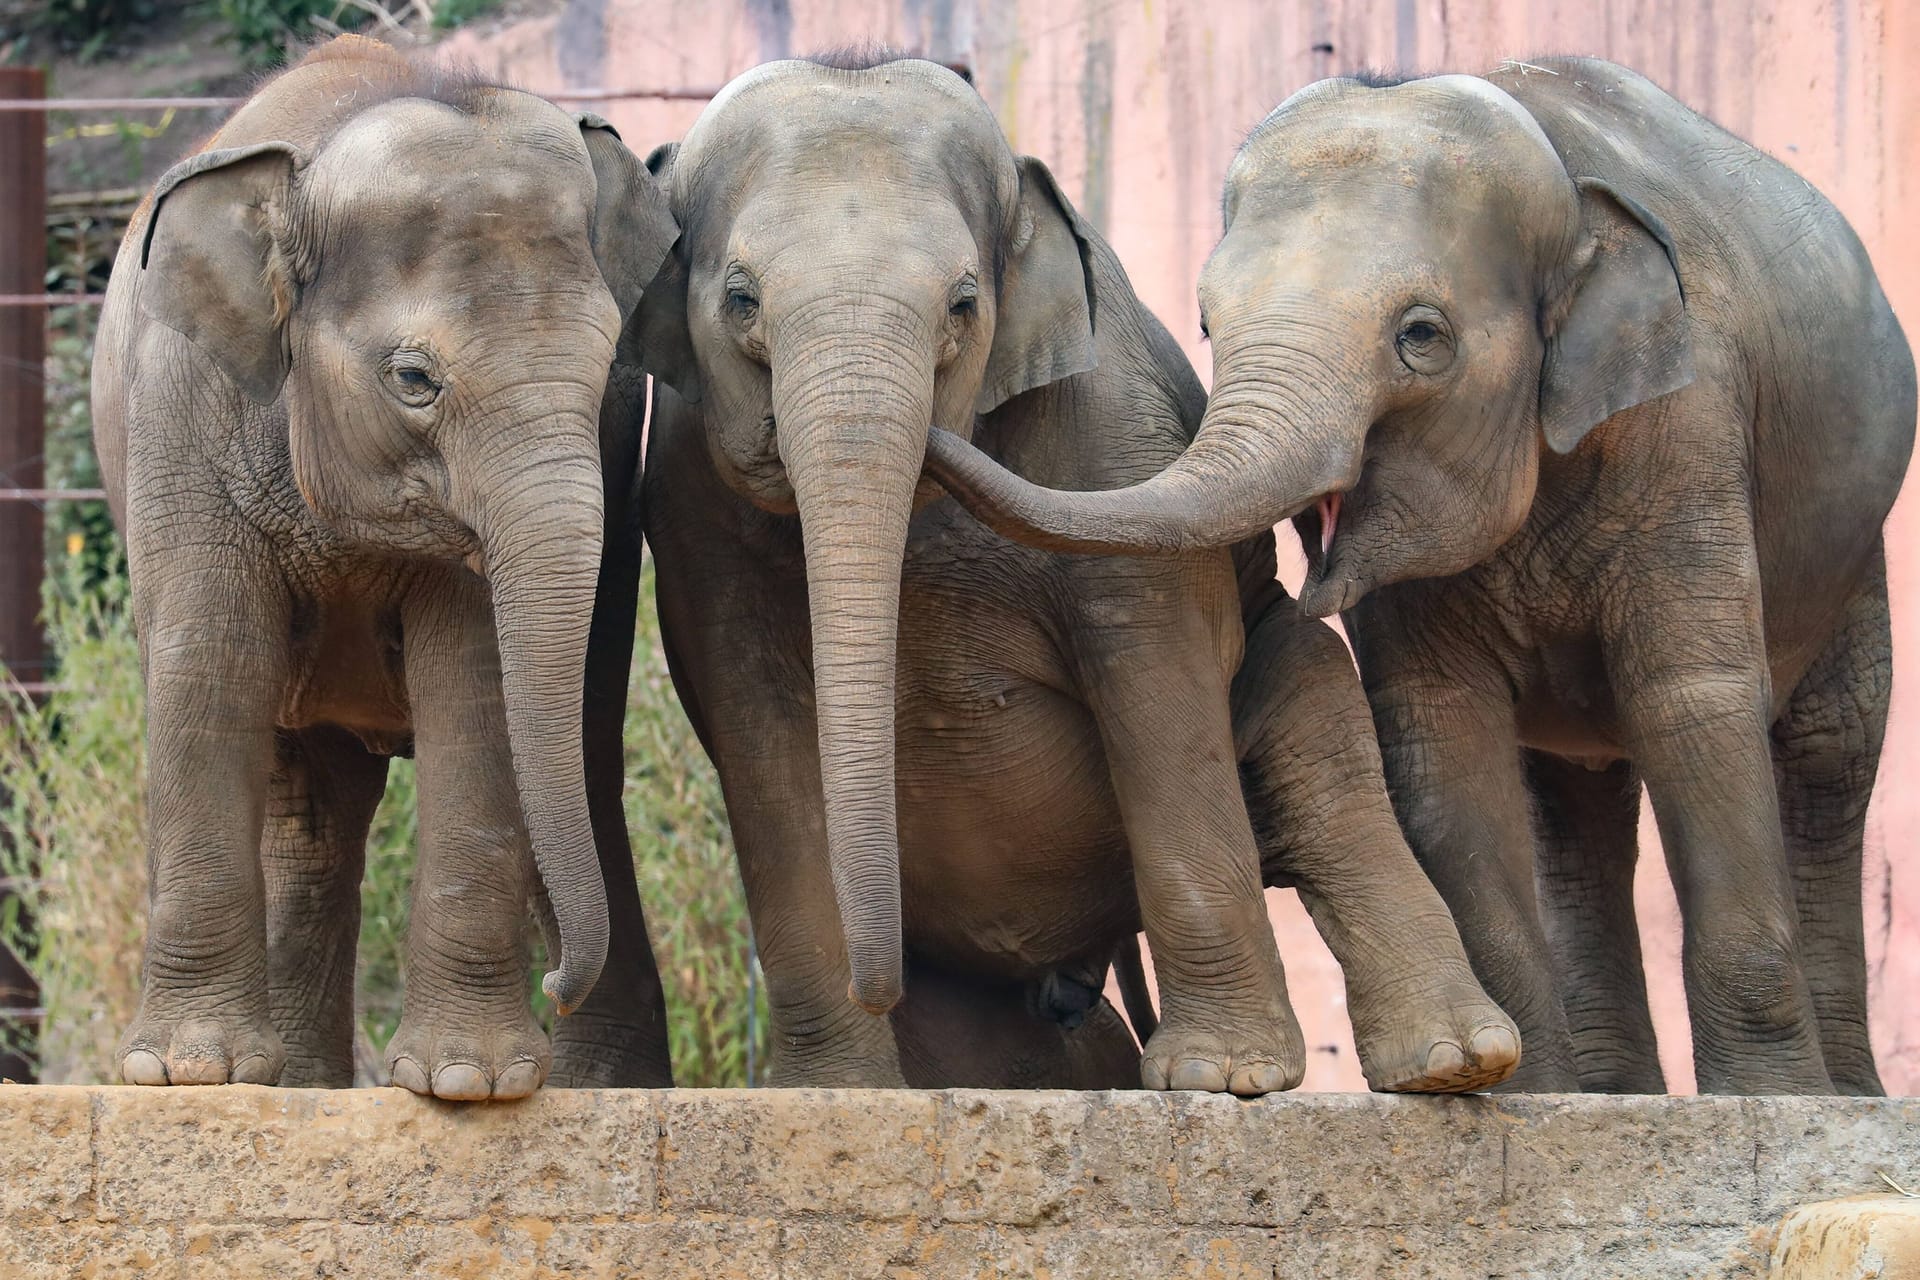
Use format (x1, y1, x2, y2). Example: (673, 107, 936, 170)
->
(429, 0, 496, 29)
(208, 0, 362, 68)
(8, 0, 187, 56)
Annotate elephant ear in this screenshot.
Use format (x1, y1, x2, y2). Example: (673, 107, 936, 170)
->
(139, 141, 306, 406)
(576, 113, 679, 331)
(1539, 177, 1694, 453)
(977, 155, 1100, 414)
(626, 141, 702, 402)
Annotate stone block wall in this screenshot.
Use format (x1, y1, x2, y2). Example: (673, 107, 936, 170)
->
(2, 1086, 1916, 1277)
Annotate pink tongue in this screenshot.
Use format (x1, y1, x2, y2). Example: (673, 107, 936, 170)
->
(1318, 493, 1341, 557)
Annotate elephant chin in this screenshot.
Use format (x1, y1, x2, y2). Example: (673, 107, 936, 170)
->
(1299, 568, 1366, 620)
(1295, 494, 1371, 618)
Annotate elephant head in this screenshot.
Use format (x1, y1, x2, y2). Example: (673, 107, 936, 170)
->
(923, 73, 1692, 617)
(637, 54, 1099, 1013)
(138, 88, 678, 1012)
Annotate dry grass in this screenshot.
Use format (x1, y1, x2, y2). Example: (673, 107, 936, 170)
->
(0, 575, 147, 1082)
(0, 558, 766, 1085)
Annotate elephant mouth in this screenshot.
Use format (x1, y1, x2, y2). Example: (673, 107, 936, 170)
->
(1295, 488, 1347, 580)
(1316, 492, 1342, 557)
(1294, 482, 1364, 620)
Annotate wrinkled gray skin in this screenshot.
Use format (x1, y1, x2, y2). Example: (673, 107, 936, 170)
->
(926, 59, 1915, 1094)
(639, 55, 1518, 1093)
(89, 38, 678, 1097)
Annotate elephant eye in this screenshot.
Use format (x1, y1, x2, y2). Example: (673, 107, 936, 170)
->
(949, 276, 979, 319)
(723, 265, 761, 322)
(385, 354, 442, 408)
(1394, 306, 1455, 375)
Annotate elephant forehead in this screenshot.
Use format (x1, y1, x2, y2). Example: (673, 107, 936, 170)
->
(726, 191, 977, 280)
(1233, 74, 1569, 203)
(677, 62, 1014, 210)
(310, 98, 592, 222)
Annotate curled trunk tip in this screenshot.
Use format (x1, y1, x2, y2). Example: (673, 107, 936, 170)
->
(848, 966, 903, 1016)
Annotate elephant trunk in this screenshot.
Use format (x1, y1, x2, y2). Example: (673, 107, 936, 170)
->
(474, 436, 609, 1015)
(773, 300, 933, 1016)
(924, 318, 1371, 558)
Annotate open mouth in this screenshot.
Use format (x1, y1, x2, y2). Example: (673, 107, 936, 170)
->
(1296, 489, 1346, 580)
(1316, 492, 1341, 557)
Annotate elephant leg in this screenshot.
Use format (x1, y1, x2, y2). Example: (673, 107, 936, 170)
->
(651, 516, 904, 1087)
(892, 963, 1139, 1089)
(707, 719, 906, 1087)
(1608, 553, 1832, 1094)
(1526, 751, 1665, 1093)
(1074, 573, 1302, 1096)
(386, 572, 549, 1101)
(1771, 547, 1888, 1096)
(551, 460, 673, 1088)
(1235, 586, 1518, 1092)
(1356, 619, 1580, 1092)
(119, 553, 290, 1087)
(263, 724, 388, 1087)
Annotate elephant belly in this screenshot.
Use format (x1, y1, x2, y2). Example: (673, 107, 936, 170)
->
(893, 610, 1137, 980)
(279, 592, 412, 755)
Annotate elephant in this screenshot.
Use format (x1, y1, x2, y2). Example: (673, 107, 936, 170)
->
(89, 35, 679, 1097)
(925, 59, 1916, 1094)
(636, 50, 1518, 1094)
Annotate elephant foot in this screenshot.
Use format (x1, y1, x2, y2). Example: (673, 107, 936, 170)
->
(1140, 1006, 1305, 1096)
(386, 1012, 550, 1101)
(1347, 968, 1522, 1094)
(119, 999, 286, 1086)
(766, 1053, 909, 1089)
(549, 1015, 673, 1088)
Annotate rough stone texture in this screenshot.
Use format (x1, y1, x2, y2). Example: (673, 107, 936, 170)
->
(1771, 1196, 1920, 1279)
(0, 1086, 1914, 1278)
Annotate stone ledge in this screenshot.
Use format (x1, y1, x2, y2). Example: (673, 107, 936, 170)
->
(0, 1086, 1913, 1278)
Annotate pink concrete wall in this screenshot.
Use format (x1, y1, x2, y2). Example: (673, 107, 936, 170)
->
(442, 0, 1918, 1092)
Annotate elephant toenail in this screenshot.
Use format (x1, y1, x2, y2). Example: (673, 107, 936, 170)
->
(231, 1053, 278, 1085)
(493, 1060, 543, 1099)
(1230, 1062, 1288, 1097)
(169, 1056, 231, 1086)
(1168, 1059, 1230, 1092)
(432, 1063, 490, 1101)
(1473, 1024, 1521, 1067)
(1425, 1040, 1468, 1078)
(122, 1049, 168, 1086)
(389, 1057, 430, 1095)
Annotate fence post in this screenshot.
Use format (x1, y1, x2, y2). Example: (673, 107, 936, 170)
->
(0, 65, 47, 1083)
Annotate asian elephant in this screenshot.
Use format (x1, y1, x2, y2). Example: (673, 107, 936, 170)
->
(89, 36, 678, 1097)
(927, 59, 1915, 1094)
(638, 51, 1518, 1093)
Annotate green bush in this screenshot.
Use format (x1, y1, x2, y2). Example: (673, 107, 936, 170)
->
(7, 0, 189, 58)
(429, 0, 496, 29)
(209, 0, 364, 68)
(1, 560, 765, 1086)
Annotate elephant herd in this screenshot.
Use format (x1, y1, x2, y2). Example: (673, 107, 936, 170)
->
(89, 35, 1913, 1101)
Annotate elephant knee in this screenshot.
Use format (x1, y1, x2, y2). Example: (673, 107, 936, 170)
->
(1688, 926, 1808, 1035)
